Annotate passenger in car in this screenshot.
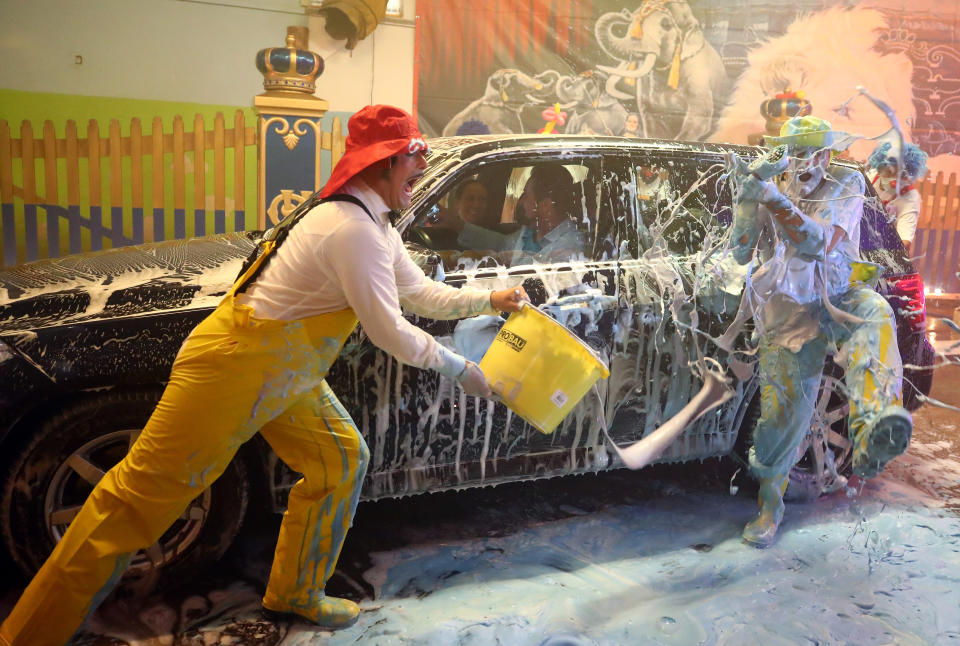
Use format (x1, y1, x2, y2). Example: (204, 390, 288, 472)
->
(455, 179, 492, 226)
(0, 105, 529, 646)
(511, 164, 587, 263)
(728, 116, 912, 548)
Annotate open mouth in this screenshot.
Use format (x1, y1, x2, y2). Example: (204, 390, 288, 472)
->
(403, 172, 423, 198)
(798, 171, 813, 183)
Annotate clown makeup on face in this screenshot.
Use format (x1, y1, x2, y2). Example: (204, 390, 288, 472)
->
(782, 147, 831, 198)
(383, 151, 428, 211)
(876, 164, 901, 194)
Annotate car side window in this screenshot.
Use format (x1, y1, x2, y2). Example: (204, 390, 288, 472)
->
(605, 155, 731, 258)
(410, 158, 603, 270)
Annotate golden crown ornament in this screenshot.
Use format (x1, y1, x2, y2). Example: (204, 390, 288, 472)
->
(256, 34, 324, 94)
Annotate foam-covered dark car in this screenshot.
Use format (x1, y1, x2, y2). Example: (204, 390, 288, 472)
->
(0, 135, 933, 584)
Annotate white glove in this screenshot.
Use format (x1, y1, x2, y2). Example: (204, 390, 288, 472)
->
(457, 361, 492, 398)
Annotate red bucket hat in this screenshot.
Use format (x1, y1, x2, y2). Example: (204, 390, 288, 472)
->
(320, 104, 429, 198)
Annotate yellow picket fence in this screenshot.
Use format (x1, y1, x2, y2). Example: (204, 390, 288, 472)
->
(0, 112, 258, 266)
(915, 173, 960, 293)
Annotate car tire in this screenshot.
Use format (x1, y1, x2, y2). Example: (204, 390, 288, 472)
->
(784, 365, 853, 503)
(0, 389, 248, 589)
(735, 365, 853, 503)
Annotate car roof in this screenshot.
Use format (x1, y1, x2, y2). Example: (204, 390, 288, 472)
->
(427, 134, 762, 161)
(426, 134, 867, 173)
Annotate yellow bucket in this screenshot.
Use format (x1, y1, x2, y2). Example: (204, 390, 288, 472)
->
(479, 304, 610, 434)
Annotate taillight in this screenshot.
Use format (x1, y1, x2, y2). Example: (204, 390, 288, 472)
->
(887, 273, 926, 333)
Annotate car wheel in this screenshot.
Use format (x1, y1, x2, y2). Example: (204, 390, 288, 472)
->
(0, 390, 248, 588)
(784, 369, 852, 503)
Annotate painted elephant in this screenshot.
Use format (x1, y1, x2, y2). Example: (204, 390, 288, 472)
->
(554, 72, 629, 136)
(594, 0, 728, 141)
(442, 69, 560, 136)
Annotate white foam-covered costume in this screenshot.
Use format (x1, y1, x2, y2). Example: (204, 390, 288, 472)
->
(728, 116, 912, 547)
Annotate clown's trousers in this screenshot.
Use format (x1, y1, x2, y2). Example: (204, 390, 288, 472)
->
(0, 294, 368, 646)
(749, 285, 902, 481)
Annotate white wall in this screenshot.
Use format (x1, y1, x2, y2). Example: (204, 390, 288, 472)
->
(309, 1, 416, 113)
(0, 0, 305, 105)
(0, 0, 414, 110)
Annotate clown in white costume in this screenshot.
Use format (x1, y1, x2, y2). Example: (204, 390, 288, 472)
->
(727, 116, 912, 547)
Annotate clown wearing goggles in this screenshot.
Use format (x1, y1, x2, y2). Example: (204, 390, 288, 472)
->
(1, 105, 528, 645)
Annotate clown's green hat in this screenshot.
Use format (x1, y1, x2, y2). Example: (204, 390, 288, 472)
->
(765, 115, 838, 150)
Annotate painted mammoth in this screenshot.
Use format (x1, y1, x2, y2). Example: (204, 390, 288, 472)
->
(442, 69, 560, 136)
(595, 0, 727, 141)
(554, 72, 629, 136)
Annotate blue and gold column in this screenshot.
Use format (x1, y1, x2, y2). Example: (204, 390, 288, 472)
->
(255, 32, 328, 229)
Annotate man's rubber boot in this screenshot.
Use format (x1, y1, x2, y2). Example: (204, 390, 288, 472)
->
(742, 473, 788, 548)
(853, 405, 913, 478)
(262, 596, 360, 629)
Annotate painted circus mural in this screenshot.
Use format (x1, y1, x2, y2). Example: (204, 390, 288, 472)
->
(416, 0, 960, 177)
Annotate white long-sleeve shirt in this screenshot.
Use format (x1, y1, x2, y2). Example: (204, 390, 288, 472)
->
(748, 166, 864, 352)
(237, 178, 497, 376)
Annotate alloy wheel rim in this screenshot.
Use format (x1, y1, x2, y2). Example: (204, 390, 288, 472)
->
(44, 429, 211, 573)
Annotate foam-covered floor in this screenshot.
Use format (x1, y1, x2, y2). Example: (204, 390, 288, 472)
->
(4, 372, 958, 646)
(70, 432, 960, 644)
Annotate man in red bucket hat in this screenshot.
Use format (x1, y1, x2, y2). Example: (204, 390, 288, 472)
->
(1, 104, 527, 645)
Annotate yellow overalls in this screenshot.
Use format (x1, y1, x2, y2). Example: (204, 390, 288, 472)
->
(1, 239, 370, 646)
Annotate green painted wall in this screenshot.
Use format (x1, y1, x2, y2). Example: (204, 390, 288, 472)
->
(0, 90, 259, 265)
(0, 0, 304, 106)
(0, 89, 355, 266)
(0, 89, 257, 137)
(0, 0, 307, 264)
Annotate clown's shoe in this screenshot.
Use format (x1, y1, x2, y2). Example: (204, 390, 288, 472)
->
(853, 405, 912, 479)
(742, 474, 788, 548)
(262, 596, 360, 629)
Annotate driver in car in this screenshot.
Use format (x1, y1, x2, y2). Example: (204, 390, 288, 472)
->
(431, 166, 587, 266)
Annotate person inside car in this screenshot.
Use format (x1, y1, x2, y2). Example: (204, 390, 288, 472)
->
(0, 105, 529, 646)
(430, 177, 512, 252)
(512, 164, 587, 264)
(454, 178, 491, 227)
(728, 115, 911, 548)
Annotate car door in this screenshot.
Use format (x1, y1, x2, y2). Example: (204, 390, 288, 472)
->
(605, 151, 750, 463)
(331, 150, 621, 496)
